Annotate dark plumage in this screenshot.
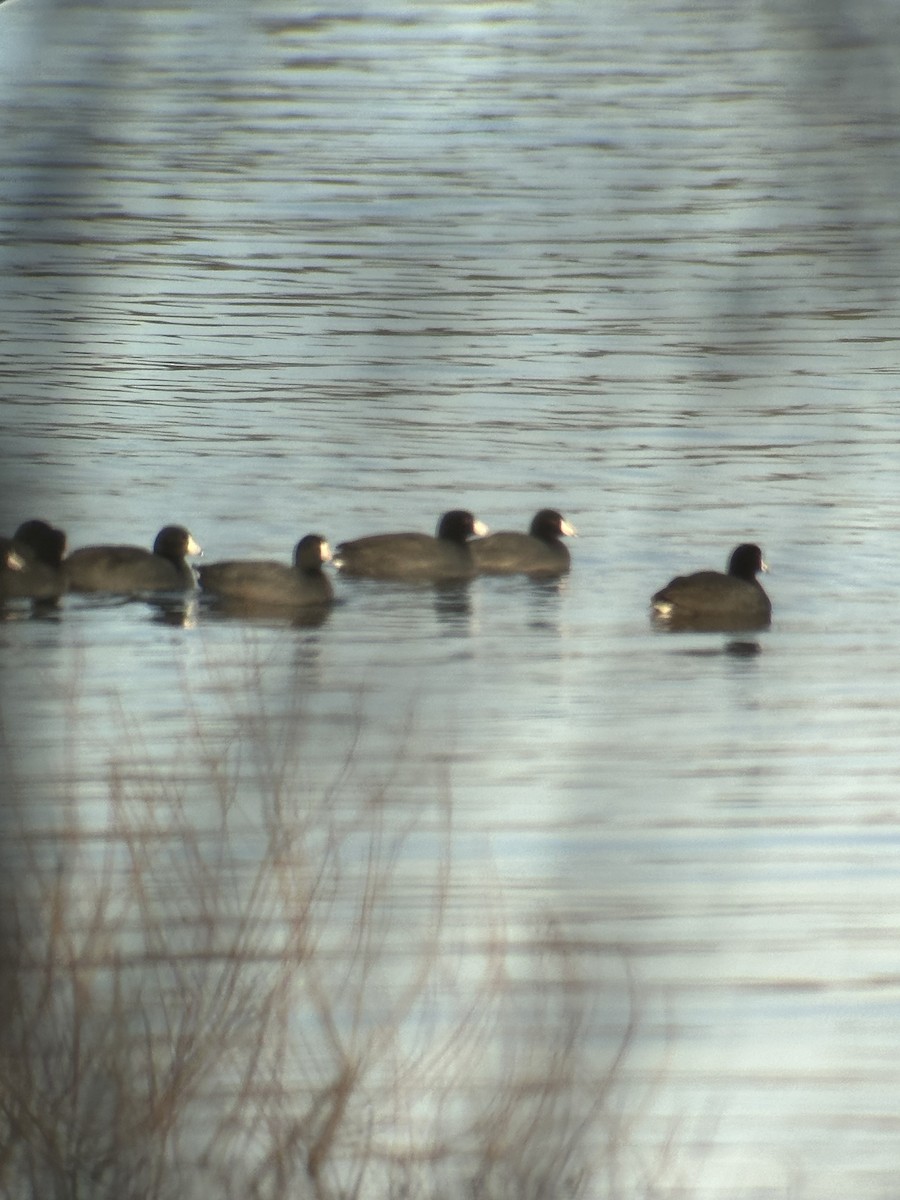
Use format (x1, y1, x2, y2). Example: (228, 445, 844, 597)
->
(64, 525, 201, 593)
(334, 510, 488, 582)
(651, 543, 771, 629)
(198, 535, 333, 608)
(0, 520, 67, 601)
(471, 509, 576, 576)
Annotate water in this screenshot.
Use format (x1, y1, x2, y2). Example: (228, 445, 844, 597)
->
(3, 0, 900, 1195)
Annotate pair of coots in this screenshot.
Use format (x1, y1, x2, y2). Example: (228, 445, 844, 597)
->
(0, 523, 203, 602)
(194, 513, 486, 608)
(332, 507, 574, 581)
(651, 543, 771, 629)
(199, 510, 491, 607)
(195, 511, 486, 608)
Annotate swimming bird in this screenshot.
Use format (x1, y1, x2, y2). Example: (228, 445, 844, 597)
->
(198, 534, 333, 608)
(334, 510, 488, 582)
(471, 508, 575, 576)
(64, 525, 201, 593)
(651, 543, 771, 629)
(0, 519, 67, 601)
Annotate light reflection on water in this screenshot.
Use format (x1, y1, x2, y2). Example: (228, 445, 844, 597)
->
(4, 0, 900, 1194)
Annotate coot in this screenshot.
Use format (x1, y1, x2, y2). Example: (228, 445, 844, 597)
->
(1, 519, 67, 601)
(64, 525, 201, 593)
(471, 508, 575, 576)
(651, 543, 771, 629)
(198, 534, 333, 607)
(334, 510, 488, 581)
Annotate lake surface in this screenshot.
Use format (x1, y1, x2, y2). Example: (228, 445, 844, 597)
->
(3, 0, 900, 1196)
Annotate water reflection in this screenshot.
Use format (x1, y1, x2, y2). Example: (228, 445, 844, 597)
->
(199, 594, 332, 629)
(650, 611, 771, 635)
(146, 594, 200, 628)
(431, 581, 473, 631)
(524, 575, 570, 632)
(0, 598, 63, 623)
(666, 638, 765, 658)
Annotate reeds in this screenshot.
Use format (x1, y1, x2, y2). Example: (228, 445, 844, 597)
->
(0, 667, 644, 1200)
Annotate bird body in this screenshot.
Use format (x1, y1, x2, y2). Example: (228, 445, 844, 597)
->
(64, 526, 201, 593)
(651, 543, 771, 629)
(471, 509, 575, 576)
(334, 510, 487, 582)
(198, 535, 332, 607)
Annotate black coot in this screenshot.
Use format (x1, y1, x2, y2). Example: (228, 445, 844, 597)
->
(64, 525, 201, 593)
(0, 520, 67, 601)
(198, 534, 333, 607)
(471, 508, 575, 576)
(334, 510, 488, 582)
(651, 543, 771, 629)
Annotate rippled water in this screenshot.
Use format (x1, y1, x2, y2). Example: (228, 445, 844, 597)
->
(3, 0, 900, 1195)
